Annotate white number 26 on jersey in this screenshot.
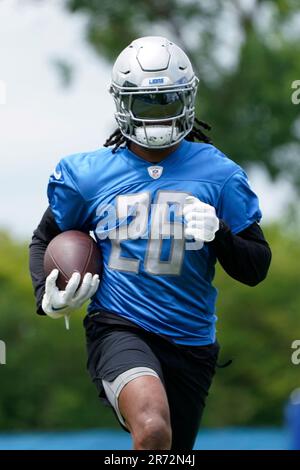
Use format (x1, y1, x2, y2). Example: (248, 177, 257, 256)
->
(107, 191, 192, 276)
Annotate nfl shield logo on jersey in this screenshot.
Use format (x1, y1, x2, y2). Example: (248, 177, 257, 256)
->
(147, 166, 163, 180)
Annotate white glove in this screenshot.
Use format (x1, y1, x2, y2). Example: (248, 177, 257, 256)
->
(42, 269, 100, 319)
(183, 196, 219, 242)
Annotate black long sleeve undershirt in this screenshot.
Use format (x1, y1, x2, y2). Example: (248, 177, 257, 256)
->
(29, 207, 272, 315)
(29, 207, 62, 315)
(211, 220, 271, 286)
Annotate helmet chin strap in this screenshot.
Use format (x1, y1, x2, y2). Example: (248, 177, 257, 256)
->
(134, 125, 180, 148)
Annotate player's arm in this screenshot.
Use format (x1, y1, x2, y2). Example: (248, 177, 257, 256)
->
(29, 206, 99, 319)
(212, 220, 271, 286)
(213, 168, 271, 285)
(183, 196, 271, 286)
(30, 158, 99, 319)
(29, 206, 61, 315)
(183, 168, 271, 286)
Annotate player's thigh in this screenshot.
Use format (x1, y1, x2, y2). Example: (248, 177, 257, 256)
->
(87, 323, 164, 386)
(86, 323, 169, 429)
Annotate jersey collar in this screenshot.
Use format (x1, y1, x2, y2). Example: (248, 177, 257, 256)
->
(120, 139, 191, 171)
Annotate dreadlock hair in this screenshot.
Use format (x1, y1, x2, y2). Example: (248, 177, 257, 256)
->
(186, 118, 212, 144)
(104, 118, 212, 153)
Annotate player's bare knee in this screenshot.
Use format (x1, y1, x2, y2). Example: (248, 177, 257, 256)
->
(133, 415, 172, 450)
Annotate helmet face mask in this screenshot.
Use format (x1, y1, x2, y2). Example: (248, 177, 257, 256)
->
(110, 37, 199, 149)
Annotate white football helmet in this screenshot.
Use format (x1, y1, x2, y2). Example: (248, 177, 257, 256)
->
(110, 36, 199, 149)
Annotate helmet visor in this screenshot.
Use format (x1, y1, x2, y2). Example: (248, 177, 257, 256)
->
(130, 92, 184, 119)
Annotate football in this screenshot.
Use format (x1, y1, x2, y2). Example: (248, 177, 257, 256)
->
(44, 230, 102, 291)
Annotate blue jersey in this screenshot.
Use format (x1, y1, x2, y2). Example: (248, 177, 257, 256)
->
(48, 139, 262, 345)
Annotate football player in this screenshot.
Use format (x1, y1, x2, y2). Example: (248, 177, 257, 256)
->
(30, 36, 271, 450)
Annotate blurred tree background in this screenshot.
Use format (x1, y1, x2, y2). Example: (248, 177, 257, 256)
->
(1, 0, 300, 431)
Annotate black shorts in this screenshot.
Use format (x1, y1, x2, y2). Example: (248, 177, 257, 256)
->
(84, 310, 220, 450)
